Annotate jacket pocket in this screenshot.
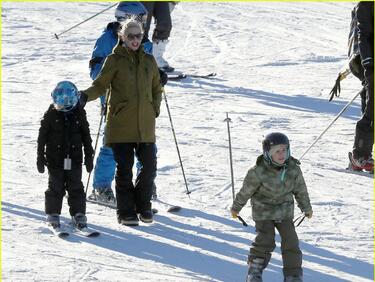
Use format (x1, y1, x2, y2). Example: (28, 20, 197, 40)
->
(112, 102, 129, 117)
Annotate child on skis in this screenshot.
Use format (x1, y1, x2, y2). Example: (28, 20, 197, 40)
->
(37, 81, 94, 229)
(231, 132, 313, 282)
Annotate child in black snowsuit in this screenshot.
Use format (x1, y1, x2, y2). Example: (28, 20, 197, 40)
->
(37, 81, 94, 228)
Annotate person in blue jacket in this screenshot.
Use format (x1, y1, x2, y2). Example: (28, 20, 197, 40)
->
(88, 2, 166, 204)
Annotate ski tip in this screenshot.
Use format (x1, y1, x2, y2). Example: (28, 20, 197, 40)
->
(58, 232, 70, 238)
(167, 206, 182, 213)
(87, 231, 100, 237)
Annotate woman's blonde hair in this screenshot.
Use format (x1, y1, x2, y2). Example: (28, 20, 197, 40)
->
(118, 17, 144, 37)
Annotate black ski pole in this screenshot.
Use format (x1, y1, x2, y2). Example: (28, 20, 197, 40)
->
(162, 88, 191, 196)
(238, 216, 248, 227)
(54, 3, 117, 39)
(224, 112, 235, 200)
(299, 89, 362, 161)
(85, 94, 108, 196)
(293, 214, 306, 227)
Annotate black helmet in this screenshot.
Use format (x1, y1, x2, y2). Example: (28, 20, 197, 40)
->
(262, 132, 290, 154)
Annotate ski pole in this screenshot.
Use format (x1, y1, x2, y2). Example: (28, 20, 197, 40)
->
(85, 94, 108, 196)
(224, 113, 235, 200)
(162, 88, 191, 196)
(293, 213, 306, 227)
(224, 113, 249, 227)
(299, 89, 362, 161)
(238, 215, 248, 227)
(54, 3, 117, 39)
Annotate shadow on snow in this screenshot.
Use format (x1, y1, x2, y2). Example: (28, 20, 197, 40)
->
(2, 202, 372, 282)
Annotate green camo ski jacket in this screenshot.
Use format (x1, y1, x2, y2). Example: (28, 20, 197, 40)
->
(232, 155, 312, 221)
(82, 42, 162, 144)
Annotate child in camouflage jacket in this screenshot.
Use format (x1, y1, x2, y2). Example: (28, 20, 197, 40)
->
(231, 132, 312, 282)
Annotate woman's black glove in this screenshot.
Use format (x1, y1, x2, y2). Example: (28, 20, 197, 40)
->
(79, 91, 88, 109)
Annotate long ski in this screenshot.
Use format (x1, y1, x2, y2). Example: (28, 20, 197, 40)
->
(168, 72, 217, 80)
(152, 198, 182, 213)
(87, 198, 159, 214)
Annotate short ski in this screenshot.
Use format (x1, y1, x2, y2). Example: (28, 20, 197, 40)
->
(74, 226, 100, 237)
(47, 224, 69, 238)
(168, 72, 217, 80)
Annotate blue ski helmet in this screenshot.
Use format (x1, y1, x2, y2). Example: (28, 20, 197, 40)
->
(262, 132, 290, 163)
(51, 81, 80, 112)
(115, 2, 147, 24)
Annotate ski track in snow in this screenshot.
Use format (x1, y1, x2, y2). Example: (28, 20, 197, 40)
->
(2, 2, 373, 282)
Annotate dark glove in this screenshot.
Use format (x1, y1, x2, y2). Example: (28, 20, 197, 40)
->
(155, 108, 160, 118)
(79, 91, 88, 109)
(158, 68, 168, 86)
(84, 155, 94, 173)
(37, 155, 46, 173)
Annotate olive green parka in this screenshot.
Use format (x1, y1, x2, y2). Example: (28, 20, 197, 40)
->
(232, 155, 312, 221)
(83, 42, 162, 144)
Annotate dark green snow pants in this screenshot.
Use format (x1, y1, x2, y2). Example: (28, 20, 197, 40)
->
(248, 219, 303, 277)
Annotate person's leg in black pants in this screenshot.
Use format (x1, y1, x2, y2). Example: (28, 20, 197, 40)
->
(65, 168, 86, 216)
(353, 74, 374, 160)
(45, 168, 65, 215)
(134, 143, 157, 213)
(112, 143, 136, 218)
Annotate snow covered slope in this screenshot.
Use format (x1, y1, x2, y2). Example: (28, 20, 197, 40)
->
(2, 2, 373, 281)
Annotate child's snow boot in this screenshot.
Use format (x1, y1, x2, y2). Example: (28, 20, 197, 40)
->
(72, 213, 87, 229)
(246, 257, 265, 282)
(46, 214, 60, 228)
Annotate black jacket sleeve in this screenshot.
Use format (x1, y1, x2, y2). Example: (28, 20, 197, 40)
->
(37, 108, 51, 158)
(357, 1, 374, 67)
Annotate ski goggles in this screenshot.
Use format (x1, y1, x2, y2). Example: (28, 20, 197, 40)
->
(126, 33, 143, 41)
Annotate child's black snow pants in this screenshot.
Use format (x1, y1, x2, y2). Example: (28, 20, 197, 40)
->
(45, 168, 86, 216)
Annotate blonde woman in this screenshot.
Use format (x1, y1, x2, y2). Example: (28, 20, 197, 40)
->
(81, 19, 162, 226)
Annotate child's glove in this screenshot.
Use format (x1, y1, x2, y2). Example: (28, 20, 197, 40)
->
(231, 209, 238, 219)
(305, 210, 313, 219)
(84, 155, 94, 173)
(37, 156, 46, 174)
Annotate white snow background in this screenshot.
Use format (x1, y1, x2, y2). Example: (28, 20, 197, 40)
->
(2, 2, 374, 281)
